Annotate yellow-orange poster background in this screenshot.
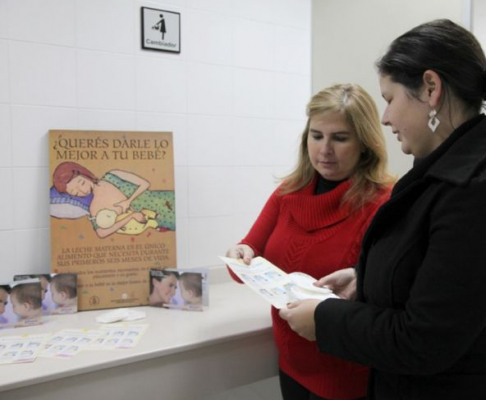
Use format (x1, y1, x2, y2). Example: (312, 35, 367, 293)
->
(49, 130, 176, 310)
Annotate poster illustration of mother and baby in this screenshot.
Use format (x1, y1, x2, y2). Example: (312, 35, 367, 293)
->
(49, 130, 176, 311)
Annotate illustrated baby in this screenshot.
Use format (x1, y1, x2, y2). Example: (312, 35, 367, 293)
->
(95, 209, 158, 235)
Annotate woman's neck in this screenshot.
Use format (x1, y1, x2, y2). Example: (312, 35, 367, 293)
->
(315, 175, 347, 195)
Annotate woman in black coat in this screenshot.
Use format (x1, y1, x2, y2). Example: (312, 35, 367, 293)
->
(280, 19, 486, 400)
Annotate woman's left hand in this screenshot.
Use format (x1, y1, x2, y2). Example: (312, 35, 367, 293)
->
(279, 299, 321, 341)
(114, 199, 131, 213)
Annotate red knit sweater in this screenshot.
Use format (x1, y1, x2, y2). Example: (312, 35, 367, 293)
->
(237, 178, 390, 400)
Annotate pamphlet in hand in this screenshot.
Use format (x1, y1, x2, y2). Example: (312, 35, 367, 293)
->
(220, 256, 338, 309)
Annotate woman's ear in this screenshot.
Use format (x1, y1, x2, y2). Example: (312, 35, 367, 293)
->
(422, 69, 443, 108)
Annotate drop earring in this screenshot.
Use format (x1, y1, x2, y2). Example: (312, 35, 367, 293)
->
(428, 109, 440, 132)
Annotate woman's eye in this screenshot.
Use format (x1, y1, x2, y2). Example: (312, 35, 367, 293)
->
(334, 136, 348, 142)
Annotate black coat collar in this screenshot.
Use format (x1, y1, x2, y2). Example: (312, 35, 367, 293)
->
(393, 115, 485, 195)
(427, 114, 486, 186)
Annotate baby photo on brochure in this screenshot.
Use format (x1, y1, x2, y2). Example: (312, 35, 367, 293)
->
(149, 268, 208, 311)
(0, 279, 43, 329)
(14, 273, 78, 315)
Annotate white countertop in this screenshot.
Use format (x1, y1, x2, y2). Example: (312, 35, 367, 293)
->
(0, 279, 273, 393)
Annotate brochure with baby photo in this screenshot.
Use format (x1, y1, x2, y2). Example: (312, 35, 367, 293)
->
(220, 256, 338, 309)
(49, 130, 176, 311)
(0, 279, 43, 329)
(13, 273, 78, 315)
(148, 268, 208, 311)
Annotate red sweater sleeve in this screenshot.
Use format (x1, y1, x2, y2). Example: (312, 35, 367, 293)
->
(240, 188, 282, 256)
(226, 188, 281, 283)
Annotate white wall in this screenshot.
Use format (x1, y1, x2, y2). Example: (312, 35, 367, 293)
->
(312, 0, 465, 177)
(0, 0, 312, 280)
(473, 0, 486, 47)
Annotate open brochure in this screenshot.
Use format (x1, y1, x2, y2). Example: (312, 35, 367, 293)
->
(0, 334, 50, 364)
(220, 256, 338, 309)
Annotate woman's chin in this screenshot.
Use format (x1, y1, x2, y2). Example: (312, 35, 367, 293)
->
(401, 144, 412, 155)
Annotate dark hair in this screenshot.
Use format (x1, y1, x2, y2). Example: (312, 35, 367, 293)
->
(0, 285, 10, 294)
(377, 19, 486, 113)
(149, 269, 179, 294)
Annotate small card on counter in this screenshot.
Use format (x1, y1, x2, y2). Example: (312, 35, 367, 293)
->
(40, 329, 103, 359)
(0, 333, 50, 364)
(88, 323, 148, 350)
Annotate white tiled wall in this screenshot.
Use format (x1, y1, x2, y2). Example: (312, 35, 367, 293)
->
(0, 0, 311, 279)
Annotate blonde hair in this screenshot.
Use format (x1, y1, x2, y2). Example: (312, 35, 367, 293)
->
(280, 84, 394, 209)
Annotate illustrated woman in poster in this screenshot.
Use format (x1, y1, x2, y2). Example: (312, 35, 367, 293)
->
(52, 161, 175, 239)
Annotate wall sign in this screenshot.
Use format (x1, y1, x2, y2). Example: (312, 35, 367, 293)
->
(141, 7, 181, 53)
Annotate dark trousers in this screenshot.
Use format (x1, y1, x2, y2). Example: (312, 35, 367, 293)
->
(279, 369, 366, 400)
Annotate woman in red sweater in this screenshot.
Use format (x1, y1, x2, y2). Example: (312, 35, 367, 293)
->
(226, 84, 393, 400)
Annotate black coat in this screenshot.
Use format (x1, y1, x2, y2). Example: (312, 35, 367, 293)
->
(316, 115, 486, 400)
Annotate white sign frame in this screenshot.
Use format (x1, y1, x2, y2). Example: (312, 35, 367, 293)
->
(141, 7, 181, 53)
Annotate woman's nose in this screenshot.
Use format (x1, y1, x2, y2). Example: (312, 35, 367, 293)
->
(381, 109, 390, 126)
(320, 141, 333, 155)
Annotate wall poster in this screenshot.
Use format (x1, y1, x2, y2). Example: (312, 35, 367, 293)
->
(49, 130, 176, 310)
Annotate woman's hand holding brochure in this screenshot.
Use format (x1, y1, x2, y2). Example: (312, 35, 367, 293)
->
(225, 244, 254, 265)
(288, 272, 338, 301)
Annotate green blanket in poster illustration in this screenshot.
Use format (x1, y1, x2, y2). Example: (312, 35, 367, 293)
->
(49, 130, 176, 310)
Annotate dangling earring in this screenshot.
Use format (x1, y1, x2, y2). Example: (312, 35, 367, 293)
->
(428, 109, 440, 132)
